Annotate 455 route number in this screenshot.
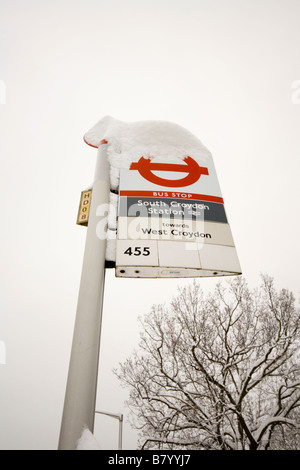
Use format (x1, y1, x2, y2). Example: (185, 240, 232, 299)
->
(124, 246, 151, 256)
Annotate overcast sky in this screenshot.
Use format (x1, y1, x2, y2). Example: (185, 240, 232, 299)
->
(0, 0, 300, 450)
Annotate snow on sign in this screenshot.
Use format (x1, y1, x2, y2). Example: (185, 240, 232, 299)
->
(83, 116, 242, 279)
(116, 154, 241, 278)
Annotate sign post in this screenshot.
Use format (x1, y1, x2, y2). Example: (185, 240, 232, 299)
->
(59, 117, 241, 449)
(58, 143, 110, 450)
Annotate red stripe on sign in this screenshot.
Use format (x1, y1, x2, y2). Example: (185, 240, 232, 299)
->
(120, 190, 224, 204)
(83, 137, 108, 148)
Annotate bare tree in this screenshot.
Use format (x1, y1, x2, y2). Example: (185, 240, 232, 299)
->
(115, 276, 300, 450)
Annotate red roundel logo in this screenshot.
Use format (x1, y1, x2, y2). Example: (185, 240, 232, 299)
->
(130, 156, 208, 188)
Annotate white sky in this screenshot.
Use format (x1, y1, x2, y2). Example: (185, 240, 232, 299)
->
(0, 0, 299, 450)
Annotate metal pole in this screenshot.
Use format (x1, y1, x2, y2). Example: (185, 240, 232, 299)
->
(118, 414, 123, 450)
(58, 144, 110, 450)
(95, 411, 123, 450)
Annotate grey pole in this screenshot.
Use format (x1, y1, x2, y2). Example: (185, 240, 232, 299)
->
(95, 411, 123, 450)
(118, 414, 123, 451)
(58, 143, 110, 450)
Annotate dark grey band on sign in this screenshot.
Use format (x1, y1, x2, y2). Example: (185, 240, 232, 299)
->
(119, 197, 228, 223)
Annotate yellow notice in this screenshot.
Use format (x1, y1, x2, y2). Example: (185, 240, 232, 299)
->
(76, 189, 92, 226)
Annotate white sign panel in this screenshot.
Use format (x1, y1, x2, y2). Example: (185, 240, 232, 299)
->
(116, 155, 241, 278)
